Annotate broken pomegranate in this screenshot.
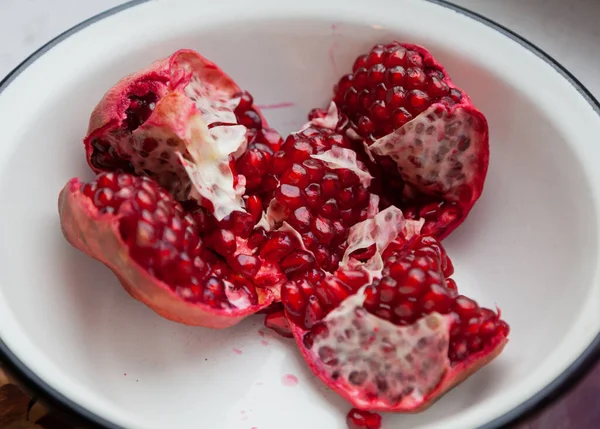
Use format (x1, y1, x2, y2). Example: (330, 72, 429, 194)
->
(59, 172, 274, 328)
(282, 212, 508, 412)
(328, 42, 489, 239)
(84, 49, 280, 220)
(57, 43, 508, 424)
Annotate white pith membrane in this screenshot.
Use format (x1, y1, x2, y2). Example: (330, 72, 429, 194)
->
(305, 294, 454, 409)
(311, 146, 373, 188)
(368, 104, 481, 202)
(116, 57, 250, 221)
(340, 206, 424, 280)
(178, 116, 247, 221)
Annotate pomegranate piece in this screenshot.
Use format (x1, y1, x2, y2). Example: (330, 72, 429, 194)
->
(332, 42, 489, 239)
(58, 172, 274, 328)
(85, 49, 281, 220)
(283, 220, 508, 412)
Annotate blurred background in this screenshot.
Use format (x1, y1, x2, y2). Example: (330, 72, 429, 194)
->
(0, 1, 598, 428)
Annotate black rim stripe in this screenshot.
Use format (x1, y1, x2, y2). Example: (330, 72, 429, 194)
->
(0, 0, 598, 428)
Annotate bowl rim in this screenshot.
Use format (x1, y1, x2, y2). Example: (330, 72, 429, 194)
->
(0, 0, 598, 428)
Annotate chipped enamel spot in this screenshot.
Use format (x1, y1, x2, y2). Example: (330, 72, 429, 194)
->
(341, 207, 416, 278)
(179, 115, 247, 220)
(311, 146, 373, 188)
(308, 294, 452, 409)
(369, 105, 481, 201)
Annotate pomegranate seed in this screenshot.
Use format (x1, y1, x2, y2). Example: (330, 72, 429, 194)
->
(289, 206, 313, 232)
(385, 86, 407, 109)
(385, 65, 406, 87)
(352, 55, 368, 72)
(407, 89, 430, 114)
(312, 216, 334, 245)
(281, 281, 306, 317)
(280, 251, 316, 276)
(207, 229, 237, 256)
(302, 159, 325, 182)
(454, 295, 480, 319)
(406, 67, 426, 89)
(392, 107, 412, 128)
(239, 109, 262, 129)
(383, 46, 407, 68)
(357, 116, 374, 136)
(304, 183, 322, 209)
(271, 150, 289, 175)
(406, 50, 424, 68)
(353, 68, 368, 90)
(260, 232, 295, 262)
(346, 408, 382, 429)
(230, 254, 261, 278)
(358, 90, 371, 113)
(233, 91, 254, 113)
(244, 195, 263, 224)
(366, 48, 384, 67)
(336, 74, 354, 101)
(281, 163, 309, 188)
(369, 100, 388, 121)
(320, 199, 340, 219)
(367, 64, 386, 86)
(275, 184, 304, 209)
(427, 75, 450, 98)
(94, 188, 114, 207)
(321, 174, 340, 198)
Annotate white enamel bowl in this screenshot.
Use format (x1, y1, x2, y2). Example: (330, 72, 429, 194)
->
(0, 1, 599, 428)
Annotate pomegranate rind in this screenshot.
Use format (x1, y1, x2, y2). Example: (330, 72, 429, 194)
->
(289, 300, 507, 412)
(58, 178, 274, 328)
(85, 49, 268, 167)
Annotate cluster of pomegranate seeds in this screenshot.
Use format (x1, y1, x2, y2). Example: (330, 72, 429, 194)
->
(81, 172, 259, 309)
(346, 408, 382, 429)
(282, 268, 370, 329)
(335, 42, 462, 141)
(234, 91, 284, 201)
(362, 235, 508, 363)
(269, 129, 372, 271)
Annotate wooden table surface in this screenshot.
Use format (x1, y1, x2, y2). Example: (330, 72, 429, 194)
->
(0, 1, 599, 428)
